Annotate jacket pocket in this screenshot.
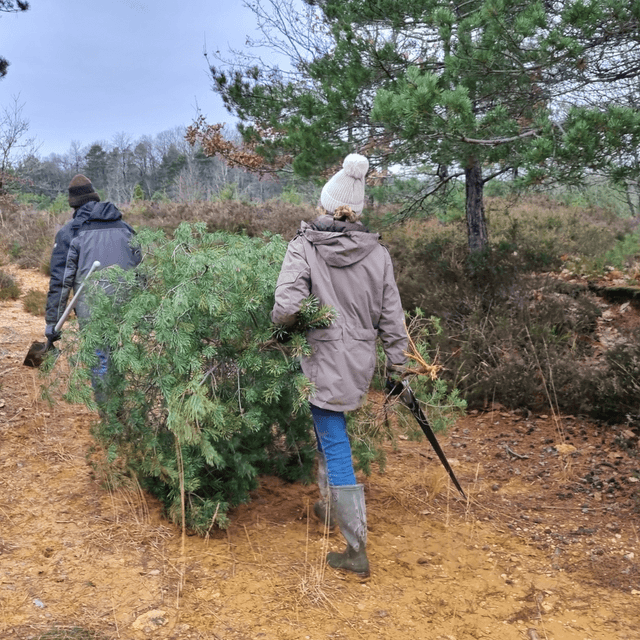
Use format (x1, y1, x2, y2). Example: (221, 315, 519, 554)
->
(275, 270, 301, 288)
(347, 327, 377, 342)
(307, 326, 343, 341)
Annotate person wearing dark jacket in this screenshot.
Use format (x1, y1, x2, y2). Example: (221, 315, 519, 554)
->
(271, 154, 408, 578)
(45, 174, 141, 402)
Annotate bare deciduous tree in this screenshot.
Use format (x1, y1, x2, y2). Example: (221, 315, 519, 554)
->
(0, 95, 38, 193)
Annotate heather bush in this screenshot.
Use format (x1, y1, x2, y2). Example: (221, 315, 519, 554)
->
(123, 199, 317, 240)
(371, 194, 638, 320)
(366, 200, 640, 420)
(23, 289, 47, 315)
(486, 194, 635, 265)
(0, 195, 60, 270)
(419, 273, 607, 415)
(593, 334, 640, 422)
(0, 269, 20, 300)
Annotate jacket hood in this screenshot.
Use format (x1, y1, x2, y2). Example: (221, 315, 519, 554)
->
(73, 201, 122, 223)
(300, 216, 380, 267)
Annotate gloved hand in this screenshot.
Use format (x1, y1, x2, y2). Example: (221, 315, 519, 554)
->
(45, 324, 62, 343)
(386, 362, 410, 381)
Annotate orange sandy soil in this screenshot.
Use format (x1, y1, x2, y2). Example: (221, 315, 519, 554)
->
(1, 264, 639, 640)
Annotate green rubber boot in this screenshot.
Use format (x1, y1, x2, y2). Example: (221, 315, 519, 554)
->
(313, 452, 336, 529)
(326, 484, 370, 578)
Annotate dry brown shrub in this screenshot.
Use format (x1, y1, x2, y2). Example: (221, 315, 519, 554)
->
(486, 194, 634, 259)
(124, 199, 317, 240)
(22, 288, 47, 315)
(365, 198, 631, 419)
(0, 195, 60, 270)
(0, 268, 20, 300)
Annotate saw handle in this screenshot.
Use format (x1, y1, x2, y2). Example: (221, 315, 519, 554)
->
(385, 377, 415, 407)
(385, 376, 467, 499)
(54, 260, 101, 332)
(385, 377, 405, 396)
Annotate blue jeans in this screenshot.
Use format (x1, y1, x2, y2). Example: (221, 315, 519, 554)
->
(91, 348, 109, 405)
(310, 403, 356, 486)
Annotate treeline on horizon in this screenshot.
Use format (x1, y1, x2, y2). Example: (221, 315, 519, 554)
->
(9, 124, 640, 226)
(9, 125, 313, 208)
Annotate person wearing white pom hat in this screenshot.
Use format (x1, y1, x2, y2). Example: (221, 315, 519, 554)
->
(319, 152, 370, 219)
(271, 153, 408, 577)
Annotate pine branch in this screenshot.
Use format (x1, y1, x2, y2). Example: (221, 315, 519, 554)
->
(270, 294, 338, 343)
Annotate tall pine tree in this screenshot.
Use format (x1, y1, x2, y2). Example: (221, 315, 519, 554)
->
(0, 1, 29, 78)
(205, 0, 640, 251)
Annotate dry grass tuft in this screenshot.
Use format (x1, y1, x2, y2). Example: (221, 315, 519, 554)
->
(386, 465, 451, 513)
(30, 626, 109, 640)
(288, 559, 339, 610)
(278, 502, 343, 612)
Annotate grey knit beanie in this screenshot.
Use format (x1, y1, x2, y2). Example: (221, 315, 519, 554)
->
(68, 174, 100, 209)
(320, 153, 369, 215)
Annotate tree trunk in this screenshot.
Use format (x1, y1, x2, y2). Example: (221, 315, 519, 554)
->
(465, 159, 488, 252)
(625, 180, 639, 219)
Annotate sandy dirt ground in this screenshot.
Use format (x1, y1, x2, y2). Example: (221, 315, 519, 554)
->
(1, 264, 639, 640)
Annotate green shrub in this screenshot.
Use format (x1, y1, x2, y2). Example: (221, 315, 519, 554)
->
(0, 269, 20, 300)
(218, 182, 238, 201)
(49, 192, 70, 214)
(279, 185, 303, 205)
(150, 190, 171, 203)
(603, 229, 640, 270)
(132, 183, 145, 202)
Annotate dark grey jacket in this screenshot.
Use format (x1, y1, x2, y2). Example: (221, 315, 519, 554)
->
(271, 216, 407, 411)
(45, 201, 141, 325)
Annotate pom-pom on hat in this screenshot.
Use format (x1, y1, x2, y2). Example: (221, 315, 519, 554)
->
(320, 153, 369, 215)
(68, 174, 100, 209)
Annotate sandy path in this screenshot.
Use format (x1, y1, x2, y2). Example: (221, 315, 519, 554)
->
(1, 264, 639, 640)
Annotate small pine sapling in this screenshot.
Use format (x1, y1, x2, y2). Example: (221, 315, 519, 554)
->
(54, 223, 319, 533)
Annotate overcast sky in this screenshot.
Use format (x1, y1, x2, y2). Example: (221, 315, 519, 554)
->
(1, 0, 262, 157)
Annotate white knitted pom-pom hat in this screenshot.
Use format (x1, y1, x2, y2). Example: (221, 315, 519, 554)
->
(320, 153, 369, 215)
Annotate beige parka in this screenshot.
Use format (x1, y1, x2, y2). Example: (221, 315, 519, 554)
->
(271, 216, 408, 412)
